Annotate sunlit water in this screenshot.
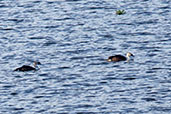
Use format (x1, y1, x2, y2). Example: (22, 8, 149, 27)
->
(0, 0, 170, 113)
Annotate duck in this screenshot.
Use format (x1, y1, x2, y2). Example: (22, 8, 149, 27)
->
(107, 52, 134, 62)
(14, 61, 41, 72)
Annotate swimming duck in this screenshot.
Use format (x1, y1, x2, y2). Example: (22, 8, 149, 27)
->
(14, 61, 41, 72)
(107, 52, 134, 62)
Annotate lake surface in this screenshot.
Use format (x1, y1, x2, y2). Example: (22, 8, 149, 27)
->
(0, 0, 170, 113)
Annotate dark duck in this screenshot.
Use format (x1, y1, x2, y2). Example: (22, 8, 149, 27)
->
(107, 52, 134, 62)
(14, 61, 41, 72)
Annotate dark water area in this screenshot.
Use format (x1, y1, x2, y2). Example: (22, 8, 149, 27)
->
(0, 0, 171, 113)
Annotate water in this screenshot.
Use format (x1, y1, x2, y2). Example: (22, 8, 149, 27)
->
(0, 0, 170, 113)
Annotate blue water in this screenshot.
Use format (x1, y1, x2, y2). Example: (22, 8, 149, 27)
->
(0, 0, 171, 113)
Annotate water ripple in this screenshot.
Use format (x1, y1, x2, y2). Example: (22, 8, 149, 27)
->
(0, 0, 170, 113)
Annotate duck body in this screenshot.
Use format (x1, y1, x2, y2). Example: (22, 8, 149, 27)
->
(14, 61, 41, 72)
(14, 65, 36, 71)
(108, 55, 127, 62)
(107, 52, 134, 62)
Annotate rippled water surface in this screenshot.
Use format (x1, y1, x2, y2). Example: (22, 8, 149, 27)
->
(0, 0, 171, 113)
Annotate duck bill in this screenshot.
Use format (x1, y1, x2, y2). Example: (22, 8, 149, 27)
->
(37, 62, 41, 65)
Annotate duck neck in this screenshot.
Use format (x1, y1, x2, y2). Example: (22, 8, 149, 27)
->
(126, 55, 130, 61)
(33, 63, 37, 68)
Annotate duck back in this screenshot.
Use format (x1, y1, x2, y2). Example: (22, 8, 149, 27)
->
(14, 65, 36, 71)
